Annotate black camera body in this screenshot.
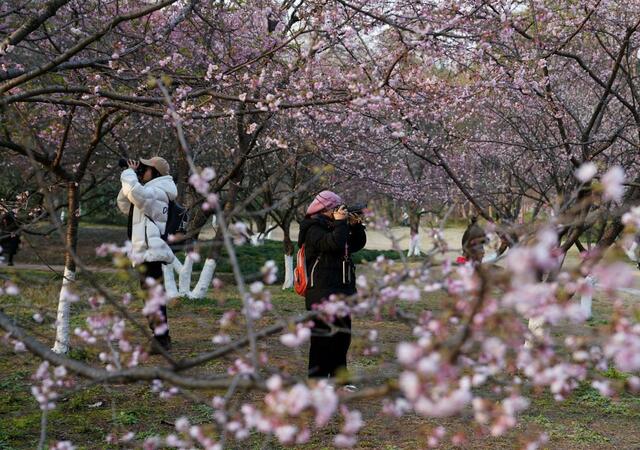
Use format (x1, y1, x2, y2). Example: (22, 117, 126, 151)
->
(346, 203, 367, 215)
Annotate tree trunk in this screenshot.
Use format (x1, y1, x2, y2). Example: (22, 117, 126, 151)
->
(251, 214, 267, 245)
(176, 146, 191, 206)
(178, 253, 194, 296)
(407, 209, 421, 257)
(187, 207, 211, 241)
(460, 202, 468, 220)
(162, 253, 217, 299)
(190, 258, 216, 299)
(580, 276, 595, 319)
(282, 219, 294, 289)
(530, 200, 543, 221)
(163, 258, 180, 298)
(52, 182, 79, 354)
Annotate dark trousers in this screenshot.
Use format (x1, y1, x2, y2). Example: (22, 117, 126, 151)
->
(139, 261, 169, 338)
(308, 315, 352, 378)
(0, 236, 19, 265)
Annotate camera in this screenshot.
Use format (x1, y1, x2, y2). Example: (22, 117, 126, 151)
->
(333, 203, 367, 215)
(118, 158, 148, 179)
(346, 203, 367, 215)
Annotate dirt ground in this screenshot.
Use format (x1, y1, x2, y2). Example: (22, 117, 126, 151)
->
(3, 224, 640, 448)
(1, 271, 640, 449)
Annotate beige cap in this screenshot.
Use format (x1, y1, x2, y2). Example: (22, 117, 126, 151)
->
(140, 156, 170, 176)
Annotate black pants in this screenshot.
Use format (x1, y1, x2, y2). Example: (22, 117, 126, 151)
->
(308, 315, 352, 378)
(139, 261, 169, 338)
(0, 236, 19, 265)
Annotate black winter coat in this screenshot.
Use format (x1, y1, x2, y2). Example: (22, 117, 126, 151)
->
(298, 215, 366, 310)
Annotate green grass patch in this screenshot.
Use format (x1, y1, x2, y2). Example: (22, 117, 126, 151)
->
(569, 383, 635, 417)
(0, 435, 15, 450)
(568, 423, 610, 444)
(525, 414, 611, 444)
(601, 366, 630, 380)
(0, 370, 30, 393)
(191, 403, 215, 424)
(114, 410, 140, 426)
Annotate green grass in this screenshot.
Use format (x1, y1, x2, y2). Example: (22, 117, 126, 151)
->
(601, 366, 630, 380)
(569, 424, 610, 444)
(567, 383, 638, 417)
(115, 411, 140, 426)
(0, 436, 14, 450)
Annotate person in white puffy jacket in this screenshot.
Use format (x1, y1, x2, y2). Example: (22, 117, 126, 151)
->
(117, 156, 177, 352)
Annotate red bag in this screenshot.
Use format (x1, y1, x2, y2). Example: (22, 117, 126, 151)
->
(293, 244, 308, 296)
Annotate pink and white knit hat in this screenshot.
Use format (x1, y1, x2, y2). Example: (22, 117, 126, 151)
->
(306, 190, 343, 216)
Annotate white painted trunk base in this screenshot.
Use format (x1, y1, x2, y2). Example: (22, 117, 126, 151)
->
(163, 262, 179, 298)
(282, 254, 294, 289)
(528, 317, 546, 339)
(189, 259, 217, 299)
(163, 255, 217, 299)
(580, 276, 595, 319)
(250, 233, 265, 246)
(482, 252, 498, 263)
(52, 268, 75, 354)
(524, 317, 546, 349)
(623, 241, 638, 262)
(178, 255, 194, 295)
(580, 293, 593, 319)
(407, 233, 421, 257)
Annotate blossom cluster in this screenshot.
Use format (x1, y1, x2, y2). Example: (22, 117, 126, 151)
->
(216, 376, 343, 446)
(31, 362, 74, 411)
(73, 294, 144, 370)
(188, 167, 218, 210)
(280, 322, 312, 347)
(243, 282, 273, 320)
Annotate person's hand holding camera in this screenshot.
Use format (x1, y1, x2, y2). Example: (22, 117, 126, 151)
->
(348, 212, 363, 225)
(333, 205, 348, 221)
(127, 159, 140, 170)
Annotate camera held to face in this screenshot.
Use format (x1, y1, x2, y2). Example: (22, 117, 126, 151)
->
(118, 158, 148, 180)
(334, 203, 366, 224)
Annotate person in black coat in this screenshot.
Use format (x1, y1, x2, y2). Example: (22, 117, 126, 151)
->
(298, 191, 367, 380)
(0, 212, 20, 266)
(461, 216, 487, 264)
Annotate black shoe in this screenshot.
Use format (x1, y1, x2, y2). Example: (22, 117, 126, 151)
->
(162, 334, 172, 351)
(149, 334, 171, 355)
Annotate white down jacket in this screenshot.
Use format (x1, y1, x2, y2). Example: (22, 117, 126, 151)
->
(117, 168, 178, 265)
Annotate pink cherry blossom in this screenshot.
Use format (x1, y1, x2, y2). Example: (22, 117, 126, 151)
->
(601, 166, 625, 202)
(575, 162, 597, 183)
